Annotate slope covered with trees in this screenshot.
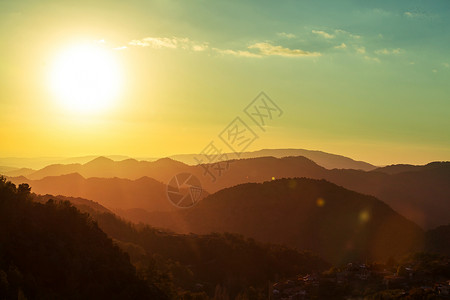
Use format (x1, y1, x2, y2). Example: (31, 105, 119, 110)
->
(0, 177, 167, 299)
(67, 200, 330, 298)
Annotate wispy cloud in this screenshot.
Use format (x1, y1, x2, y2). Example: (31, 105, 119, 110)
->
(404, 10, 437, 20)
(354, 46, 380, 63)
(248, 42, 321, 57)
(335, 29, 361, 39)
(213, 48, 261, 58)
(375, 48, 402, 55)
(277, 32, 296, 39)
(356, 46, 366, 54)
(128, 37, 208, 51)
(129, 37, 175, 48)
(312, 30, 335, 39)
(334, 43, 347, 49)
(404, 11, 426, 18)
(126, 36, 320, 59)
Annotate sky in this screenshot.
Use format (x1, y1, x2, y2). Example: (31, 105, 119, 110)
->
(0, 0, 449, 165)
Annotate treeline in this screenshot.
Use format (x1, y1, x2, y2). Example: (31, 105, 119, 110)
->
(0, 177, 167, 299)
(86, 208, 330, 298)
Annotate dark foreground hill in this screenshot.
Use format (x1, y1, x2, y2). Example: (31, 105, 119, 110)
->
(1, 178, 329, 299)
(139, 178, 425, 265)
(0, 177, 167, 300)
(45, 195, 329, 298)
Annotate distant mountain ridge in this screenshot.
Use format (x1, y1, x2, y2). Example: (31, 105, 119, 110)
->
(0, 148, 376, 172)
(0, 155, 134, 169)
(22, 156, 190, 181)
(7, 156, 450, 228)
(373, 161, 450, 175)
(169, 148, 377, 170)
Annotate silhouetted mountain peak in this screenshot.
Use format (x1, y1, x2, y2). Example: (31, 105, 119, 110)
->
(85, 156, 114, 166)
(56, 172, 85, 180)
(153, 157, 188, 167)
(374, 161, 450, 175)
(120, 158, 139, 164)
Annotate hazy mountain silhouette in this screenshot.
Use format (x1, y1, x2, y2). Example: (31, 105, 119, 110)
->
(9, 147, 376, 179)
(2, 167, 35, 177)
(2, 148, 375, 176)
(7, 156, 449, 228)
(0, 155, 133, 169)
(25, 156, 191, 181)
(171, 148, 377, 170)
(326, 161, 450, 229)
(0, 166, 18, 173)
(373, 161, 449, 175)
(8, 173, 206, 212)
(136, 178, 424, 264)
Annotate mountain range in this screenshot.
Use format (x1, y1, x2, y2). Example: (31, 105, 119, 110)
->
(168, 148, 377, 170)
(10, 154, 450, 228)
(0, 148, 376, 173)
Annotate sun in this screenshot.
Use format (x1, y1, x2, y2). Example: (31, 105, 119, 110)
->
(49, 43, 122, 113)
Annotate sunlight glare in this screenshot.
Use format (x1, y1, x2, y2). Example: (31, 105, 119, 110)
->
(49, 43, 122, 113)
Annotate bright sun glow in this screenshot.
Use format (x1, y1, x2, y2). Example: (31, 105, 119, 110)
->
(49, 44, 122, 113)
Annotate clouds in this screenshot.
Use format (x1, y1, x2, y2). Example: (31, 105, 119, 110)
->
(364, 56, 381, 63)
(374, 48, 402, 55)
(403, 10, 433, 19)
(123, 28, 408, 64)
(312, 30, 334, 39)
(335, 29, 361, 39)
(214, 43, 321, 58)
(129, 37, 177, 48)
(356, 46, 366, 54)
(404, 11, 416, 18)
(334, 43, 347, 49)
(128, 37, 208, 51)
(213, 48, 262, 58)
(248, 42, 321, 57)
(125, 35, 321, 59)
(277, 32, 296, 39)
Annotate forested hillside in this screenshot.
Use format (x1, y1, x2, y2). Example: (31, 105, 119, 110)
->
(0, 177, 166, 299)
